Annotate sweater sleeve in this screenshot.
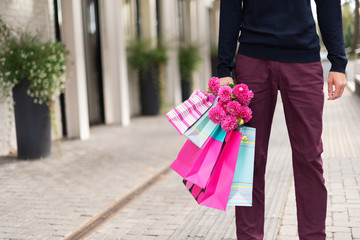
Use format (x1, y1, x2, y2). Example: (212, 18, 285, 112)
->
(216, 0, 243, 78)
(315, 0, 348, 73)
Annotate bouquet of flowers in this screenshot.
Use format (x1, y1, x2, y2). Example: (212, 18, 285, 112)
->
(206, 77, 254, 132)
(166, 76, 256, 211)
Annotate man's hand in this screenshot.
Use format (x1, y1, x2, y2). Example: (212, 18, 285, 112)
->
(327, 72, 347, 100)
(220, 77, 234, 86)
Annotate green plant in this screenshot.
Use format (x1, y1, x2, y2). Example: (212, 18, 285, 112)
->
(127, 39, 167, 75)
(211, 45, 218, 77)
(0, 18, 68, 155)
(211, 45, 218, 58)
(178, 43, 202, 81)
(0, 19, 68, 105)
(342, 2, 355, 48)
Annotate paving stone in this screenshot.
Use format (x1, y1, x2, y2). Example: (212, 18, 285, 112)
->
(333, 232, 352, 240)
(332, 221, 359, 227)
(350, 217, 360, 223)
(278, 225, 298, 236)
(333, 212, 349, 221)
(277, 236, 299, 240)
(122, 234, 158, 240)
(326, 226, 352, 233)
(349, 209, 360, 217)
(353, 227, 360, 239)
(143, 229, 175, 236)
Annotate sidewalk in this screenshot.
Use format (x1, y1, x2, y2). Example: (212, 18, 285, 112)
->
(0, 117, 186, 239)
(1, 63, 360, 240)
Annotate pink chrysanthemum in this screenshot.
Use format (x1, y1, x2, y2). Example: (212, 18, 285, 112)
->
(218, 99, 230, 109)
(233, 84, 249, 99)
(238, 90, 254, 106)
(208, 105, 226, 124)
(226, 101, 242, 117)
(218, 86, 232, 102)
(221, 115, 238, 132)
(239, 106, 252, 123)
(208, 77, 221, 95)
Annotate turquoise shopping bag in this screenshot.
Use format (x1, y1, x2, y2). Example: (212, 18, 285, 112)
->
(228, 126, 256, 207)
(183, 106, 218, 148)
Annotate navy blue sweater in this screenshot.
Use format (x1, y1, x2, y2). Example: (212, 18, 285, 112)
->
(217, 0, 348, 78)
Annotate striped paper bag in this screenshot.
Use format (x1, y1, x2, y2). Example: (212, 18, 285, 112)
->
(183, 101, 218, 148)
(165, 90, 216, 135)
(228, 126, 256, 207)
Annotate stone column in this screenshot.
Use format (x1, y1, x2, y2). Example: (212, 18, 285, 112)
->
(159, 0, 182, 107)
(60, 0, 90, 140)
(183, 0, 212, 91)
(139, 0, 157, 44)
(196, 0, 212, 90)
(98, 0, 130, 126)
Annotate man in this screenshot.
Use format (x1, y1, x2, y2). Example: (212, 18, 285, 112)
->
(216, 0, 347, 239)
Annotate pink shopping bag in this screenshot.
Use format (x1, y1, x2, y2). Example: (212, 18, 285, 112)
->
(171, 125, 226, 188)
(183, 130, 242, 211)
(165, 90, 216, 135)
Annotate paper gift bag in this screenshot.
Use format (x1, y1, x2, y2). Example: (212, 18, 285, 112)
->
(165, 90, 216, 135)
(228, 126, 256, 207)
(171, 125, 227, 188)
(183, 100, 218, 148)
(183, 130, 242, 211)
(184, 125, 226, 188)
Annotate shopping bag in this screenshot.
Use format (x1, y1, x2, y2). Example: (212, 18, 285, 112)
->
(183, 100, 219, 148)
(183, 130, 242, 211)
(165, 90, 216, 135)
(171, 125, 227, 188)
(184, 125, 226, 188)
(228, 126, 256, 207)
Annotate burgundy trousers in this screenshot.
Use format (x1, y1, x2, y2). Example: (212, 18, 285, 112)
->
(233, 54, 327, 240)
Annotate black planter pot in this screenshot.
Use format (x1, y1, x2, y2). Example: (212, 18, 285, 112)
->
(181, 79, 192, 102)
(139, 67, 160, 115)
(12, 79, 51, 159)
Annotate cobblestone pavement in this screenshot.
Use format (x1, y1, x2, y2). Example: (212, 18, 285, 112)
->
(1, 63, 360, 240)
(0, 117, 185, 239)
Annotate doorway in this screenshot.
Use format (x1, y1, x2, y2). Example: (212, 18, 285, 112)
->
(82, 0, 105, 125)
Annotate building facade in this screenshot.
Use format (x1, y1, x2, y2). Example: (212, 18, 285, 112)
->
(0, 0, 221, 155)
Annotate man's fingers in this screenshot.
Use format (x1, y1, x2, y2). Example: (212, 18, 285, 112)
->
(328, 81, 346, 100)
(219, 77, 234, 86)
(328, 81, 334, 98)
(327, 72, 347, 100)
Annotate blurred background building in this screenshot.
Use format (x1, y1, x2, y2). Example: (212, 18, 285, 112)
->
(0, 0, 221, 155)
(2, 0, 359, 156)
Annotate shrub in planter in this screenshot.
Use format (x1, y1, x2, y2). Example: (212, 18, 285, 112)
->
(0, 19, 68, 159)
(127, 40, 167, 115)
(178, 43, 202, 101)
